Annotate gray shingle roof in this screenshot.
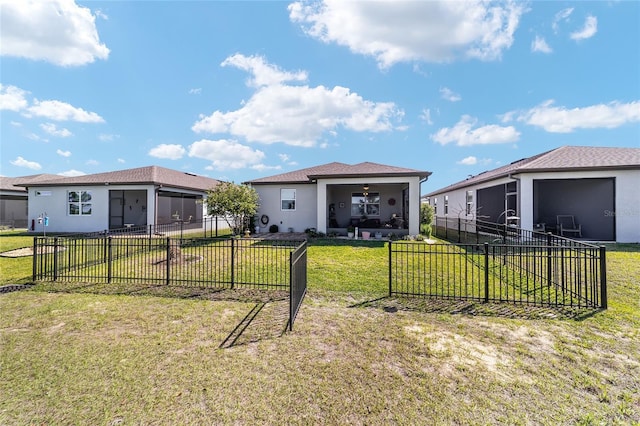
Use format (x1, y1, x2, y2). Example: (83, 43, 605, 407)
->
(246, 161, 431, 184)
(425, 145, 640, 196)
(14, 166, 221, 192)
(0, 174, 60, 193)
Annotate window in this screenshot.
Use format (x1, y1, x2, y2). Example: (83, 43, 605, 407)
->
(466, 190, 474, 216)
(351, 192, 380, 217)
(281, 189, 296, 210)
(444, 195, 449, 215)
(68, 190, 92, 216)
(434, 197, 437, 215)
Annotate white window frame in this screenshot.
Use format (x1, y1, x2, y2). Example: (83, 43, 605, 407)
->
(350, 192, 380, 217)
(466, 191, 473, 216)
(444, 195, 449, 215)
(68, 190, 92, 216)
(281, 189, 296, 211)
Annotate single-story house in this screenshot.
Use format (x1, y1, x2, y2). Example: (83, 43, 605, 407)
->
(0, 174, 58, 228)
(19, 166, 222, 234)
(245, 162, 432, 236)
(423, 146, 640, 243)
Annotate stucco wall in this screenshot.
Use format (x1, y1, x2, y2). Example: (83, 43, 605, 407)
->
(28, 185, 157, 234)
(521, 170, 640, 243)
(428, 170, 640, 243)
(254, 184, 317, 233)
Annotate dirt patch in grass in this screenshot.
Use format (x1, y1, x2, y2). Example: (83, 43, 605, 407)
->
(0, 245, 65, 258)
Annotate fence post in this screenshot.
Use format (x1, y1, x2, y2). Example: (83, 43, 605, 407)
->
(457, 217, 461, 243)
(388, 241, 393, 297)
(53, 237, 59, 281)
(32, 237, 38, 281)
(148, 225, 153, 252)
(107, 237, 113, 283)
(165, 237, 171, 286)
(230, 237, 235, 289)
(546, 233, 552, 288)
(484, 242, 489, 303)
(180, 220, 184, 243)
(599, 246, 607, 309)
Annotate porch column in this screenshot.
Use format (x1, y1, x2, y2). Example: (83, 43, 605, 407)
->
(408, 178, 420, 235)
(519, 177, 533, 231)
(317, 181, 327, 233)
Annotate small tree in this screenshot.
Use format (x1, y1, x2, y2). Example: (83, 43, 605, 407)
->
(205, 182, 259, 235)
(420, 203, 434, 238)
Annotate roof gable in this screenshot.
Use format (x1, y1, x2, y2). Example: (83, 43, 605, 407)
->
(426, 146, 640, 195)
(0, 174, 60, 193)
(246, 161, 431, 184)
(15, 166, 221, 192)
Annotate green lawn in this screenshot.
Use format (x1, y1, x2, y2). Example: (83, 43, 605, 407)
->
(1, 232, 639, 424)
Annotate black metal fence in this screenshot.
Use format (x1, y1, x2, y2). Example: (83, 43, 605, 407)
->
(434, 216, 576, 246)
(33, 236, 307, 329)
(389, 240, 606, 309)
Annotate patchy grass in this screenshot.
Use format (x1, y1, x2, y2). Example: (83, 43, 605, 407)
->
(1, 233, 639, 424)
(0, 230, 34, 284)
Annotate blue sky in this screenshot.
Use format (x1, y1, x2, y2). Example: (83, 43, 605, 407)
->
(1, 0, 638, 192)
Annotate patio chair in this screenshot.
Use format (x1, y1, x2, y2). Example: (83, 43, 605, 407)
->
(557, 215, 582, 238)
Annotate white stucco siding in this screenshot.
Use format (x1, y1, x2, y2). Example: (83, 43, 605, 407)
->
(254, 184, 317, 233)
(29, 186, 108, 233)
(28, 185, 157, 234)
(520, 170, 640, 243)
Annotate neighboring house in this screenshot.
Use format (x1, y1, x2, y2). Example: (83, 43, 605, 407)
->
(423, 146, 640, 243)
(0, 174, 58, 228)
(19, 166, 222, 234)
(245, 162, 431, 236)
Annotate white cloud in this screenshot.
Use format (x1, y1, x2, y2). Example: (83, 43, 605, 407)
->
(99, 133, 119, 141)
(531, 36, 552, 53)
(570, 16, 597, 41)
(440, 87, 461, 102)
(188, 139, 266, 170)
(289, 1, 526, 68)
(27, 100, 104, 122)
(457, 156, 477, 165)
(0, 0, 110, 66)
(41, 123, 73, 137)
(552, 8, 574, 33)
(193, 55, 402, 147)
(58, 169, 86, 177)
(420, 108, 436, 125)
(27, 133, 48, 142)
(189, 88, 202, 95)
(431, 115, 520, 146)
(0, 84, 29, 111)
(221, 53, 308, 88)
(117, 158, 125, 163)
(56, 149, 72, 157)
(251, 164, 283, 172)
(86, 159, 99, 166)
(10, 156, 41, 170)
(456, 156, 493, 166)
(513, 100, 640, 133)
(148, 144, 186, 160)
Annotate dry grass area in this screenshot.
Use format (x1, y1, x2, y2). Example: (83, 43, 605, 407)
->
(0, 237, 638, 424)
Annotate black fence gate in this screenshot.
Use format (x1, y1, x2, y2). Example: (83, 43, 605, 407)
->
(33, 236, 307, 329)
